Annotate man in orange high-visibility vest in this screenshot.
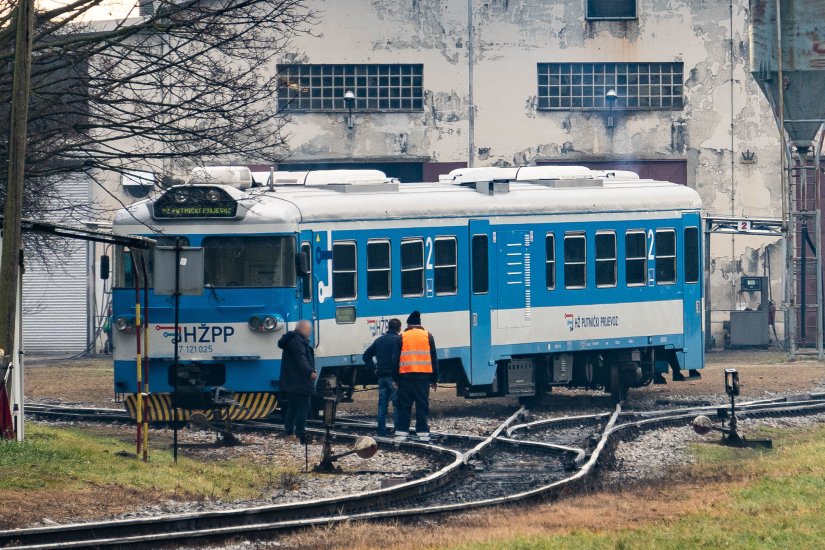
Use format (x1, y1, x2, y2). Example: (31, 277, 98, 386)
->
(392, 310, 438, 443)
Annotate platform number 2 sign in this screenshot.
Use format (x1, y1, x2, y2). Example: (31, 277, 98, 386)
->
(738, 220, 752, 232)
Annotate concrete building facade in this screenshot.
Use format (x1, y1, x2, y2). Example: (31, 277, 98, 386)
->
(71, 0, 792, 349)
(264, 0, 785, 345)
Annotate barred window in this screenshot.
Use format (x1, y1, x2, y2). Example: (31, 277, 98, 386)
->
(277, 64, 424, 112)
(537, 62, 683, 110)
(587, 0, 636, 20)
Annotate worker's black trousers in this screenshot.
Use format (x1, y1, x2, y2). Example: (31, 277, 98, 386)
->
(396, 378, 430, 435)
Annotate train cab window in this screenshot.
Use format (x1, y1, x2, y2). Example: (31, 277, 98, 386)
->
(203, 236, 295, 287)
(332, 241, 357, 300)
(595, 231, 617, 287)
(367, 240, 391, 299)
(401, 238, 425, 297)
(115, 237, 190, 288)
(545, 234, 556, 290)
(300, 242, 312, 302)
(684, 227, 700, 284)
(625, 231, 647, 286)
(471, 234, 489, 294)
(655, 229, 677, 284)
(564, 233, 586, 289)
(434, 237, 458, 295)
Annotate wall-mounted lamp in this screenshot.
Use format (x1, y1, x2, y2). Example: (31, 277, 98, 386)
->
(343, 90, 355, 130)
(605, 88, 618, 130)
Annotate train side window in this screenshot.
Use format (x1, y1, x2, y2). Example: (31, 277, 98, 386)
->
(332, 241, 357, 301)
(545, 233, 555, 290)
(625, 230, 647, 286)
(595, 231, 617, 287)
(471, 234, 489, 294)
(564, 233, 586, 289)
(300, 242, 312, 302)
(366, 240, 391, 299)
(434, 237, 458, 295)
(655, 229, 677, 284)
(401, 238, 425, 297)
(684, 227, 700, 284)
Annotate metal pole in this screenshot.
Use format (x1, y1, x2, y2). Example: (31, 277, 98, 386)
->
(0, 0, 36, 378)
(140, 254, 150, 461)
(704, 224, 713, 351)
(132, 253, 143, 457)
(172, 238, 182, 463)
(467, 0, 475, 168)
(816, 210, 824, 360)
(801, 222, 808, 345)
(774, 0, 796, 359)
(14, 250, 23, 441)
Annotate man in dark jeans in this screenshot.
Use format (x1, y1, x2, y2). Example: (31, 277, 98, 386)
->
(362, 318, 402, 437)
(392, 311, 438, 443)
(278, 320, 317, 443)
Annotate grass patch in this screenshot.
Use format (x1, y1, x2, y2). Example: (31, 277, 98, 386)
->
(0, 424, 294, 500)
(452, 423, 825, 550)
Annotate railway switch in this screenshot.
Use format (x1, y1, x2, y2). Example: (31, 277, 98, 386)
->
(691, 369, 772, 449)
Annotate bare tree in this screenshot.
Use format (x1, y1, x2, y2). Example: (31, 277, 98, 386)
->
(0, 0, 311, 229)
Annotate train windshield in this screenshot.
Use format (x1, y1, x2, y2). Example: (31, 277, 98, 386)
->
(203, 236, 296, 288)
(115, 236, 190, 288)
(115, 235, 296, 288)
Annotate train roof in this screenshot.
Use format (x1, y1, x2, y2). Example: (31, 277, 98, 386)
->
(113, 167, 702, 232)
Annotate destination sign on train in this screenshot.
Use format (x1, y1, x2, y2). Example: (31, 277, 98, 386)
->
(155, 204, 237, 218)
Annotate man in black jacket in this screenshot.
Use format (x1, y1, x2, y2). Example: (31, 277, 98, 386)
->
(278, 320, 316, 442)
(362, 318, 402, 437)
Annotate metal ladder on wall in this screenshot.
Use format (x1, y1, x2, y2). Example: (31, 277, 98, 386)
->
(786, 137, 825, 359)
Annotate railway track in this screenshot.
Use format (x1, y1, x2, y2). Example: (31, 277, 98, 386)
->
(8, 397, 825, 548)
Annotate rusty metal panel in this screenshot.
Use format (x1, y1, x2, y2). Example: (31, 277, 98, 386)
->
(750, 0, 825, 142)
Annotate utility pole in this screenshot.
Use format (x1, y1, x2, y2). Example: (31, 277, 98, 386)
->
(0, 0, 36, 393)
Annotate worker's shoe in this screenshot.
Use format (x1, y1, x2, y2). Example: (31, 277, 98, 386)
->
(394, 431, 408, 442)
(417, 432, 431, 443)
(298, 433, 311, 445)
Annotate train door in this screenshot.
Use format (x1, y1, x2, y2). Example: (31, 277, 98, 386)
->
(468, 220, 494, 384)
(299, 229, 318, 348)
(681, 214, 703, 369)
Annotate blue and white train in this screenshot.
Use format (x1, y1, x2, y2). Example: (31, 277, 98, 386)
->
(111, 165, 703, 420)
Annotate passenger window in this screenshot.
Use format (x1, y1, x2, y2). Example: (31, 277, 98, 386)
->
(564, 233, 586, 289)
(595, 232, 617, 287)
(401, 238, 425, 297)
(625, 231, 647, 286)
(434, 237, 458, 295)
(545, 233, 555, 290)
(471, 234, 489, 294)
(655, 229, 677, 284)
(300, 242, 312, 302)
(685, 227, 699, 284)
(366, 240, 391, 299)
(332, 241, 357, 301)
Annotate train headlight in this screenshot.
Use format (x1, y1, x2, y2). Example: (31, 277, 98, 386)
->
(114, 316, 134, 332)
(206, 189, 222, 202)
(248, 316, 262, 331)
(173, 191, 188, 204)
(263, 316, 278, 331)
